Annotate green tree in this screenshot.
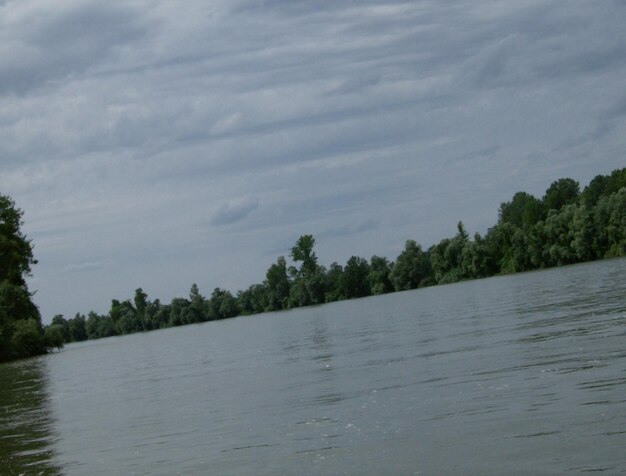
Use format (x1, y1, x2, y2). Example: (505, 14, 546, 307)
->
(341, 256, 370, 299)
(169, 297, 191, 326)
(237, 284, 268, 315)
(290, 235, 318, 276)
(287, 235, 326, 307)
(0, 195, 37, 285)
(266, 257, 290, 311)
(0, 281, 42, 329)
(485, 222, 516, 274)
(543, 178, 580, 211)
(208, 288, 238, 320)
(464, 232, 500, 277)
(10, 319, 46, 358)
(44, 325, 65, 350)
(581, 168, 626, 207)
(142, 300, 159, 330)
(581, 174, 610, 207)
(288, 279, 309, 308)
(111, 300, 138, 335)
(324, 262, 345, 302)
(150, 301, 170, 329)
(68, 313, 88, 342)
(499, 191, 545, 228)
(188, 283, 207, 323)
(97, 316, 117, 338)
(390, 240, 431, 291)
(570, 205, 596, 261)
(218, 291, 239, 319)
(85, 311, 116, 339)
(288, 266, 327, 308)
(367, 256, 393, 295)
(307, 267, 328, 305)
(85, 312, 101, 339)
(0, 195, 43, 361)
(134, 288, 148, 329)
(51, 314, 70, 342)
(594, 188, 626, 257)
(429, 222, 471, 283)
(542, 205, 578, 266)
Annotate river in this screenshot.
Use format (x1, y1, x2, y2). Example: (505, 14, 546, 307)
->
(1, 258, 625, 475)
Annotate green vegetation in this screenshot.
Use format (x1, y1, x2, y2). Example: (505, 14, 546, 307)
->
(0, 195, 55, 362)
(2, 168, 625, 357)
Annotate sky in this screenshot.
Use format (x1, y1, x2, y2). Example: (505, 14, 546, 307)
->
(1, 0, 625, 323)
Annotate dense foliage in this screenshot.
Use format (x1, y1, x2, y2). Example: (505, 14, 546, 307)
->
(43, 167, 626, 346)
(0, 196, 53, 362)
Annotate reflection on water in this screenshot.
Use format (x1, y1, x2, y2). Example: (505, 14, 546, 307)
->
(0, 358, 59, 475)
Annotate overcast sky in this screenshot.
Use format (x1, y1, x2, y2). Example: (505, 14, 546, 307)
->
(1, 0, 625, 322)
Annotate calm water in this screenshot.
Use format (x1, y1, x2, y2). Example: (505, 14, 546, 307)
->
(1, 259, 625, 475)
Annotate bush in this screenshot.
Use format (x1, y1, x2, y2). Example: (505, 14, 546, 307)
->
(44, 325, 65, 351)
(10, 319, 47, 358)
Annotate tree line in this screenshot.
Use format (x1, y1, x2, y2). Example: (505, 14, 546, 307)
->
(1, 167, 625, 360)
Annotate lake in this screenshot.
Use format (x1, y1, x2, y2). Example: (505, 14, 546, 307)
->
(1, 258, 625, 475)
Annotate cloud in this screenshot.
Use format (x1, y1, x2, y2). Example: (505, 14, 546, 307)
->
(456, 35, 527, 89)
(210, 197, 260, 226)
(62, 260, 112, 273)
(210, 112, 244, 135)
(319, 219, 380, 240)
(0, 0, 624, 320)
(328, 74, 381, 96)
(0, 1, 147, 95)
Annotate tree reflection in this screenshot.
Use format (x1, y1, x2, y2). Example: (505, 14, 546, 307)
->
(0, 358, 60, 475)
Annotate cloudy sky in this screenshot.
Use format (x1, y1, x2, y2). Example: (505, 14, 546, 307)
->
(1, 0, 625, 322)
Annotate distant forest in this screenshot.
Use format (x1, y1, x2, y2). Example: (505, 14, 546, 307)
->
(2, 167, 625, 361)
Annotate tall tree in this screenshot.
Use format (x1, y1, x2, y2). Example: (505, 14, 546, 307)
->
(288, 235, 326, 307)
(0, 195, 37, 286)
(290, 235, 318, 277)
(134, 288, 148, 329)
(188, 283, 207, 323)
(266, 256, 290, 311)
(0, 195, 44, 361)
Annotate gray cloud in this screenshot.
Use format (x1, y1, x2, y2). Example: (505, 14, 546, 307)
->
(457, 35, 527, 89)
(63, 260, 112, 273)
(1, 0, 624, 320)
(319, 219, 380, 241)
(210, 197, 260, 226)
(0, 1, 146, 95)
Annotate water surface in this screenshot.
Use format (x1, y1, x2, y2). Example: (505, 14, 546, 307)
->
(1, 258, 625, 474)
